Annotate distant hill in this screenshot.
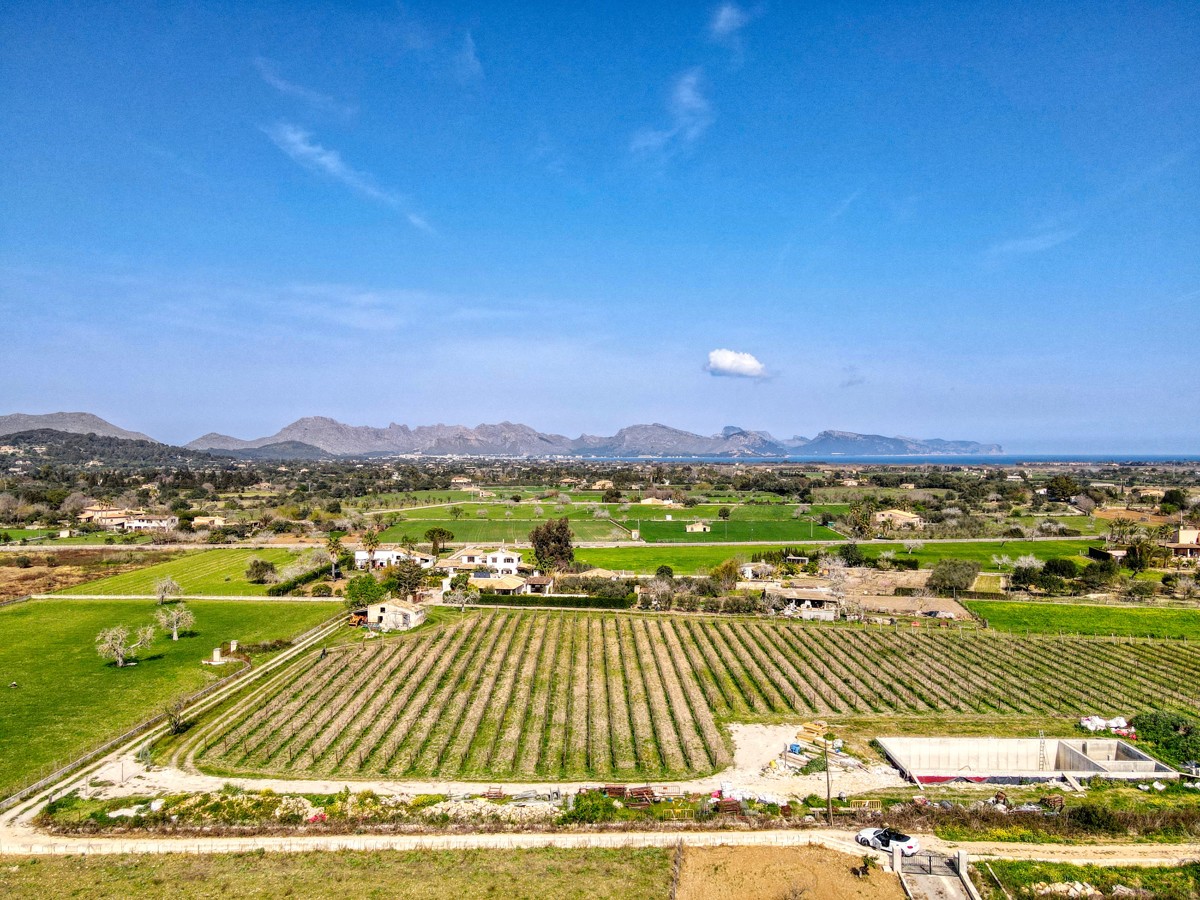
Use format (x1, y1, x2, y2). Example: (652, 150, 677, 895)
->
(207, 441, 334, 461)
(0, 430, 217, 467)
(187, 417, 1002, 458)
(0, 412, 157, 443)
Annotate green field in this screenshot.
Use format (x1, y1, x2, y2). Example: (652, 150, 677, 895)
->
(577, 538, 1103, 575)
(380, 517, 626, 544)
(631, 518, 842, 543)
(0, 597, 340, 797)
(965, 600, 1200, 640)
(58, 548, 301, 596)
(0, 529, 54, 542)
(978, 861, 1200, 900)
(0, 848, 672, 899)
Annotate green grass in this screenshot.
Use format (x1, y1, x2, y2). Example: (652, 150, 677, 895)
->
(379, 517, 625, 544)
(0, 529, 54, 541)
(965, 600, 1200, 639)
(0, 597, 341, 797)
(57, 548, 301, 596)
(577, 544, 785, 573)
(576, 539, 1103, 575)
(978, 861, 1200, 900)
(629, 518, 842, 543)
(0, 848, 672, 899)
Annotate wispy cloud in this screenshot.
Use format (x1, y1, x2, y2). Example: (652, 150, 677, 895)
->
(709, 3, 752, 40)
(987, 228, 1079, 256)
(264, 123, 432, 232)
(705, 348, 767, 379)
(830, 189, 863, 221)
(254, 57, 354, 116)
(631, 69, 713, 158)
(453, 33, 484, 83)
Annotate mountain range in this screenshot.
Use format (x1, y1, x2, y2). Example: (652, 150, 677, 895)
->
(1, 412, 1001, 458)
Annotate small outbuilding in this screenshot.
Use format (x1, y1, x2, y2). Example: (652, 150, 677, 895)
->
(362, 601, 426, 632)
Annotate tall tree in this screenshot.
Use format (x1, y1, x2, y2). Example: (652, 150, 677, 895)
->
(326, 533, 344, 580)
(385, 558, 427, 600)
(424, 527, 454, 557)
(529, 517, 575, 570)
(361, 528, 381, 568)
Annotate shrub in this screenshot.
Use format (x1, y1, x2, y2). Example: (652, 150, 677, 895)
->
(245, 558, 277, 584)
(310, 583, 333, 597)
(561, 790, 619, 824)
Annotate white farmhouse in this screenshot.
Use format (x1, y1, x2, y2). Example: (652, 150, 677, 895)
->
(363, 601, 426, 632)
(484, 547, 522, 575)
(355, 548, 436, 570)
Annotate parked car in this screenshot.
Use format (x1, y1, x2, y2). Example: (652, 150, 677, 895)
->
(856, 827, 920, 856)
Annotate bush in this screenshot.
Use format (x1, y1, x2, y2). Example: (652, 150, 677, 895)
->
(14, 555, 32, 568)
(1043, 557, 1079, 579)
(245, 558, 277, 584)
(561, 790, 619, 824)
(1066, 804, 1124, 836)
(310, 583, 333, 597)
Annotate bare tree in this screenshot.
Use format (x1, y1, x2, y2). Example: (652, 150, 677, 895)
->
(154, 576, 182, 605)
(1015, 554, 1043, 570)
(165, 698, 190, 734)
(154, 603, 195, 641)
(903, 540, 924, 556)
(96, 624, 155, 667)
(991, 554, 1013, 570)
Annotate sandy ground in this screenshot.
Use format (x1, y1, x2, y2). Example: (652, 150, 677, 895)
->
(676, 845, 906, 900)
(80, 723, 907, 805)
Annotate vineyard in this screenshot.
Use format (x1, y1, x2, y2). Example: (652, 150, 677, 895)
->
(193, 611, 1200, 783)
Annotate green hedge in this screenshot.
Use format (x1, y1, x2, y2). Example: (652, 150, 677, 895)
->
(267, 552, 354, 596)
(474, 593, 635, 609)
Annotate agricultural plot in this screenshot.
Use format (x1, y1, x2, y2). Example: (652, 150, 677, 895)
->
(197, 611, 1200, 783)
(379, 517, 626, 544)
(57, 548, 302, 596)
(0, 598, 340, 797)
(629, 519, 842, 543)
(965, 601, 1200, 640)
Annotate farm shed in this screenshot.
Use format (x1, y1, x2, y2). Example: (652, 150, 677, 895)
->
(765, 586, 839, 621)
(877, 736, 1177, 786)
(362, 601, 426, 632)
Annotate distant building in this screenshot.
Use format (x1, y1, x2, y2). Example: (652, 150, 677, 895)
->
(192, 515, 227, 529)
(873, 509, 925, 529)
(123, 514, 179, 533)
(468, 573, 526, 595)
(764, 586, 840, 621)
(685, 521, 711, 533)
(1168, 527, 1200, 559)
(355, 548, 436, 570)
(449, 476, 473, 487)
(484, 547, 522, 575)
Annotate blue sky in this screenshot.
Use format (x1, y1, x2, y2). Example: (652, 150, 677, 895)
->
(1, 1, 1197, 451)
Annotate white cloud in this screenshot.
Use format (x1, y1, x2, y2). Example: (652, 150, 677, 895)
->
(709, 3, 751, 40)
(631, 69, 713, 158)
(265, 123, 433, 233)
(705, 348, 767, 379)
(254, 57, 353, 116)
(454, 33, 484, 83)
(986, 229, 1079, 256)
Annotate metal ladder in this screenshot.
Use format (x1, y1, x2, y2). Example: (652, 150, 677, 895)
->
(1038, 730, 1049, 771)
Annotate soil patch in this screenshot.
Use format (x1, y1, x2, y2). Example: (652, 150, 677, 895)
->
(676, 845, 905, 900)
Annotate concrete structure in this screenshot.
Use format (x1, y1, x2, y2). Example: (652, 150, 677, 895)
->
(1167, 527, 1200, 559)
(765, 586, 839, 621)
(363, 601, 426, 632)
(123, 514, 179, 533)
(192, 515, 227, 529)
(685, 521, 711, 533)
(877, 736, 1177, 785)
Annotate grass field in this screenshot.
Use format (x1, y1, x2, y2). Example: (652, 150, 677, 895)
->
(965, 600, 1200, 639)
(630, 518, 842, 543)
(577, 545, 785, 573)
(0, 598, 341, 797)
(0, 848, 672, 900)
(196, 610, 1200, 783)
(978, 861, 1200, 900)
(576, 539, 1102, 574)
(57, 548, 301, 596)
(0, 529, 54, 541)
(379, 517, 626, 544)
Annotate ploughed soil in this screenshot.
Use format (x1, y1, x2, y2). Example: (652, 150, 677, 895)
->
(0, 549, 182, 601)
(676, 846, 905, 900)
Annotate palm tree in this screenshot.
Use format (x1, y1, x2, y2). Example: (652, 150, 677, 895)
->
(362, 528, 380, 569)
(326, 533, 344, 580)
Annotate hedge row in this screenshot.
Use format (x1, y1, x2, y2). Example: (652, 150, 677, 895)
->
(893, 586, 1007, 600)
(474, 593, 636, 609)
(267, 552, 354, 596)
